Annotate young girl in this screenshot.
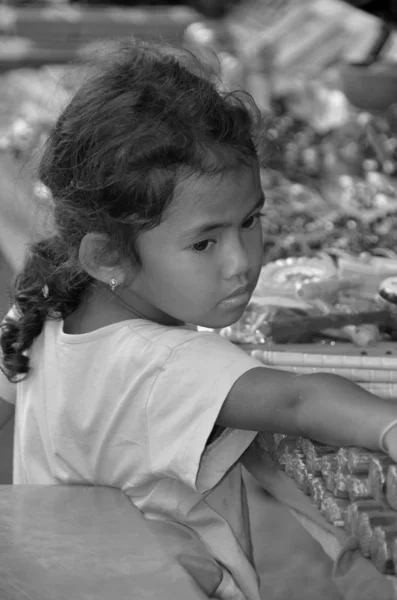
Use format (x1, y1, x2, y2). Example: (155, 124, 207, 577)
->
(1, 39, 397, 600)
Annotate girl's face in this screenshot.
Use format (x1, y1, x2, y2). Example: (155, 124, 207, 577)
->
(125, 163, 264, 329)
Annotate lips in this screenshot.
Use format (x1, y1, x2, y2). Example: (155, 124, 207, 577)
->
(224, 285, 251, 300)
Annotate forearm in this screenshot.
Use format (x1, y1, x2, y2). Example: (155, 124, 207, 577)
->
(220, 366, 397, 454)
(295, 373, 397, 451)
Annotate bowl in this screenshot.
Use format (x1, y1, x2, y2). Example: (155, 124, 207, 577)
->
(340, 61, 397, 112)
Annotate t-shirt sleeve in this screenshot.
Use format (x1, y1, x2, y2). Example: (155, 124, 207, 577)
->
(146, 332, 262, 494)
(0, 307, 19, 405)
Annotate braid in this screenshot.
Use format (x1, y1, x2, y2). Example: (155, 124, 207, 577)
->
(1, 237, 91, 382)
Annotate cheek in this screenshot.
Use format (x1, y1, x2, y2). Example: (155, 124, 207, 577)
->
(133, 251, 170, 294)
(167, 258, 220, 308)
(248, 228, 264, 265)
(144, 252, 207, 295)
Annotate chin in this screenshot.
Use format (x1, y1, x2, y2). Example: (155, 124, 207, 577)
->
(200, 305, 248, 330)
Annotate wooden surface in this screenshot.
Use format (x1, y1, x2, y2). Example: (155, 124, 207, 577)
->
(0, 485, 207, 600)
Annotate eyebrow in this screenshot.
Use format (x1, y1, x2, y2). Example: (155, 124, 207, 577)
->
(184, 193, 265, 239)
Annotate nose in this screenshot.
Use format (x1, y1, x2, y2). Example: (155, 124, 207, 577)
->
(222, 234, 250, 280)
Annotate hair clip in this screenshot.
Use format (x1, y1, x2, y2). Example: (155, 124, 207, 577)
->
(42, 284, 49, 299)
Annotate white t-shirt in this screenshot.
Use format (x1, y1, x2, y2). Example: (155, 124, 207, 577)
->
(0, 317, 262, 600)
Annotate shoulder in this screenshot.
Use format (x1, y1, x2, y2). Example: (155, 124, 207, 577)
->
(131, 323, 258, 371)
(124, 321, 234, 354)
(43, 318, 256, 375)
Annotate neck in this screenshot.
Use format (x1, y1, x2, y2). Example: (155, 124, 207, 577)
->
(107, 286, 184, 327)
(64, 285, 185, 335)
(108, 290, 149, 320)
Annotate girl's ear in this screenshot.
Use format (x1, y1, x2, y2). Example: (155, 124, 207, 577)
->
(79, 232, 127, 286)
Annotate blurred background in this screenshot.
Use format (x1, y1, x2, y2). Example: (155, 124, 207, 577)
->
(0, 0, 397, 486)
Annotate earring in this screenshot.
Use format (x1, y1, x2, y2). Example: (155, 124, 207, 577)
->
(109, 277, 118, 292)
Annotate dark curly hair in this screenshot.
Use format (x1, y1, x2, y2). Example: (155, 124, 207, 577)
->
(1, 38, 262, 382)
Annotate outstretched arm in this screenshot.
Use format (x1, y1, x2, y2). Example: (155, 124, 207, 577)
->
(216, 367, 397, 458)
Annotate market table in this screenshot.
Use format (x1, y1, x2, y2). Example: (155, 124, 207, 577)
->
(241, 340, 397, 598)
(0, 484, 207, 600)
(243, 433, 397, 599)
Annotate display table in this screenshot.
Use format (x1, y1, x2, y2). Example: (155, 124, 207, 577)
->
(249, 460, 397, 598)
(0, 485, 207, 600)
(292, 510, 397, 596)
(242, 341, 397, 597)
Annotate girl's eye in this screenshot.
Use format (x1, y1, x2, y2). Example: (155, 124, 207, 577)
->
(242, 212, 263, 229)
(192, 239, 215, 253)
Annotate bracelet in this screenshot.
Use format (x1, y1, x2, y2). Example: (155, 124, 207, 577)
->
(379, 418, 397, 453)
